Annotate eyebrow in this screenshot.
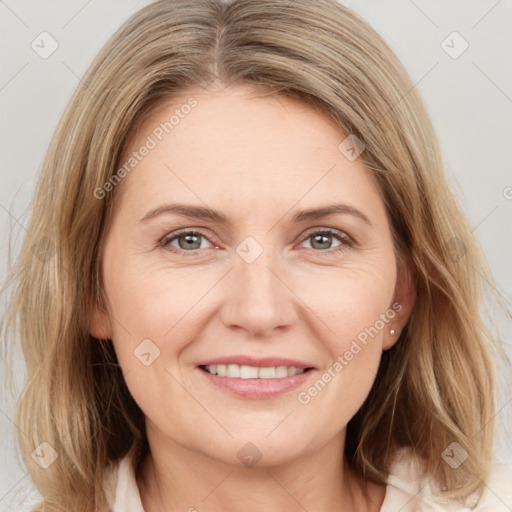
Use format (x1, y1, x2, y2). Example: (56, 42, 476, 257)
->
(140, 202, 372, 227)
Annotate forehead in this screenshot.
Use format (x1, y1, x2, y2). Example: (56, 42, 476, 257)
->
(113, 85, 384, 222)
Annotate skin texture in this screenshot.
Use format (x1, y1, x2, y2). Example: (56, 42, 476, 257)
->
(90, 84, 414, 512)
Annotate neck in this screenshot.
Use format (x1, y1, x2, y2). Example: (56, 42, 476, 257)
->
(136, 430, 385, 512)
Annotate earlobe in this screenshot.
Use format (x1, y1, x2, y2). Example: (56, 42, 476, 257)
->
(88, 301, 113, 341)
(383, 253, 416, 351)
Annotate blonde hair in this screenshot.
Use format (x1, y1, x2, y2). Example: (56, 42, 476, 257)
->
(2, 0, 510, 510)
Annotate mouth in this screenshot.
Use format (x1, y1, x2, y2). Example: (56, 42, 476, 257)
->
(196, 358, 316, 399)
(199, 364, 314, 378)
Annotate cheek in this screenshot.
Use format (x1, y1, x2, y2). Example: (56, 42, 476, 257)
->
(103, 266, 197, 419)
(104, 257, 197, 339)
(103, 258, 227, 396)
(300, 258, 396, 353)
(291, 259, 396, 424)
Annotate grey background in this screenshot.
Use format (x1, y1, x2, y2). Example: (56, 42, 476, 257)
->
(1, 0, 511, 510)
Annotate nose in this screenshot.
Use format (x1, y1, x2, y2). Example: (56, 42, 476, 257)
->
(219, 246, 298, 338)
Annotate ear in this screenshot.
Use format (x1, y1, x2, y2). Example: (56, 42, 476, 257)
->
(383, 252, 416, 351)
(88, 296, 113, 340)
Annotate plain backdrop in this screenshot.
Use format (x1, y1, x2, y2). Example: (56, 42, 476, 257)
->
(1, 0, 511, 510)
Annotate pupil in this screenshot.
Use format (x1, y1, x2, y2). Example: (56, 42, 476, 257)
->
(180, 234, 200, 250)
(313, 234, 331, 250)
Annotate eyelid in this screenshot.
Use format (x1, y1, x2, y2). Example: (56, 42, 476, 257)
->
(159, 225, 356, 256)
(299, 226, 354, 245)
(159, 227, 217, 250)
(295, 227, 355, 255)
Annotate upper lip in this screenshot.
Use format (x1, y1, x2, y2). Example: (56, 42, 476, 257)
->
(197, 355, 315, 369)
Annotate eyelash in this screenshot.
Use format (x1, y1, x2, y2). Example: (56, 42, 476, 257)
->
(159, 227, 355, 257)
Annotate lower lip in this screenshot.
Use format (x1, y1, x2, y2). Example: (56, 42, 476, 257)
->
(197, 367, 315, 399)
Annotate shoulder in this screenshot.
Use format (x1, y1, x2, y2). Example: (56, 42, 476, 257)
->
(380, 447, 512, 511)
(471, 459, 512, 510)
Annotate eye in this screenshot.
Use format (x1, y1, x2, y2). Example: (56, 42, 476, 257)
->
(160, 229, 215, 256)
(299, 228, 353, 254)
(159, 227, 354, 257)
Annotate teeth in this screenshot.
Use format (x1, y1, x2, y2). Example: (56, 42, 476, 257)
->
(204, 364, 307, 378)
(276, 366, 288, 378)
(258, 367, 275, 378)
(227, 364, 240, 378)
(240, 365, 259, 379)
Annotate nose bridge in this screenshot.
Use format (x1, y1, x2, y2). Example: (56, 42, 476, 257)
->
(222, 235, 296, 335)
(239, 245, 277, 296)
(236, 237, 282, 306)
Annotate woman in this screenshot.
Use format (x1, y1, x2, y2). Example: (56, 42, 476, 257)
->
(2, 0, 511, 510)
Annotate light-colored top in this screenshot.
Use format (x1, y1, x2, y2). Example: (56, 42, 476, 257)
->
(103, 447, 512, 511)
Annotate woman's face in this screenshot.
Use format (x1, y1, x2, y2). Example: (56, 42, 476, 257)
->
(92, 84, 412, 467)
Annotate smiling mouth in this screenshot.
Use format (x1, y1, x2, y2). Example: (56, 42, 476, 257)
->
(199, 364, 315, 379)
